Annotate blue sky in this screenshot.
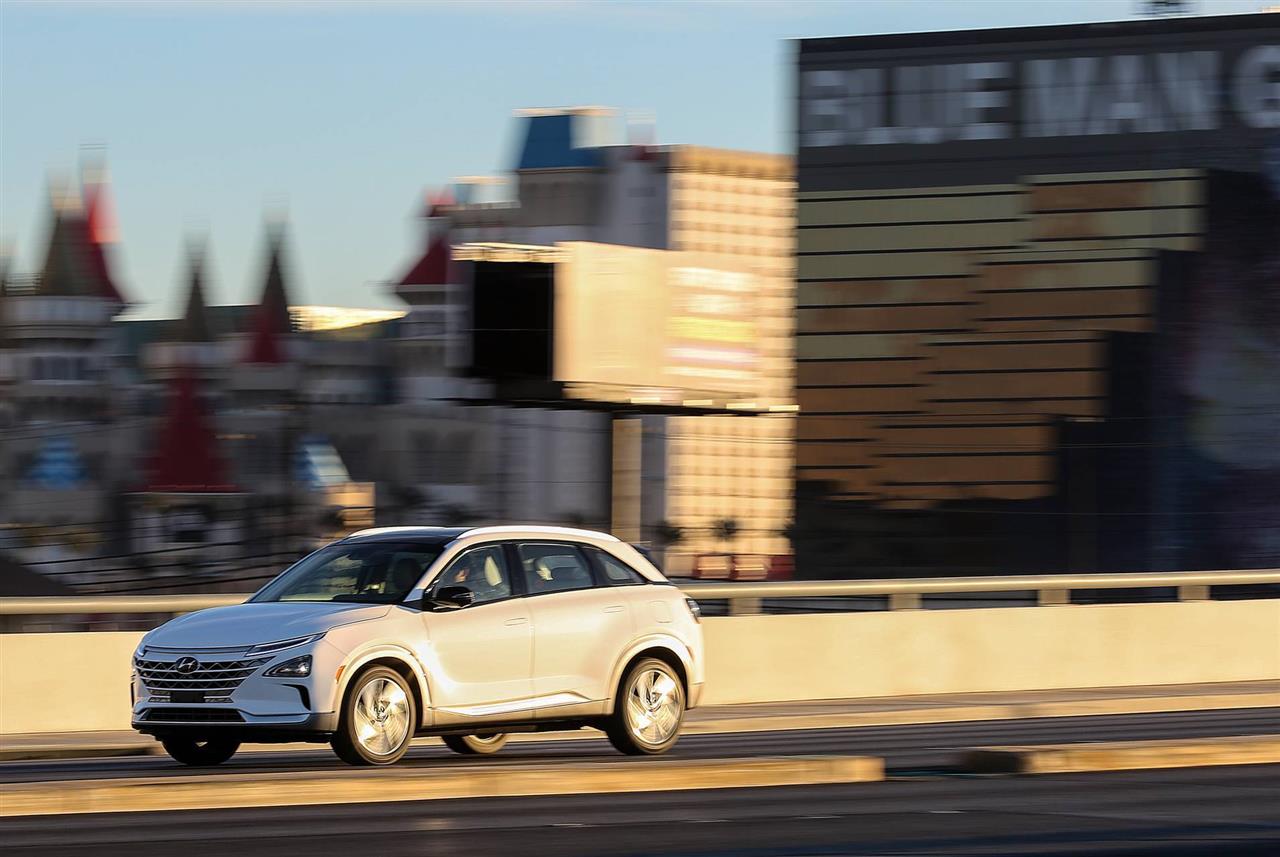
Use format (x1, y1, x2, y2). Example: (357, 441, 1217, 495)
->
(0, 0, 1266, 313)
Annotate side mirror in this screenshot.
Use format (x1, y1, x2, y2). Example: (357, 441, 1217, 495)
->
(427, 585, 474, 611)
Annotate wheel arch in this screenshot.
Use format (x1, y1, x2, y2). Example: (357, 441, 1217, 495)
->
(338, 646, 431, 728)
(605, 636, 692, 716)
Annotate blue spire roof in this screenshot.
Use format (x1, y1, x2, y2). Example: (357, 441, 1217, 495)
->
(514, 110, 613, 171)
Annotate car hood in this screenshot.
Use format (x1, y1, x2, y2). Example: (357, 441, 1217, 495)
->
(143, 602, 393, 650)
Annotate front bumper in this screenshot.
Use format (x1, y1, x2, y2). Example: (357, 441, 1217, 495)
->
(131, 640, 347, 739)
(133, 710, 338, 739)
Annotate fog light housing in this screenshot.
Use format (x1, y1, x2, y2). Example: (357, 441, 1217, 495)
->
(265, 655, 312, 678)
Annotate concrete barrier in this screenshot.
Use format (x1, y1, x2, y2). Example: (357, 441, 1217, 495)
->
(960, 735, 1280, 774)
(0, 756, 885, 817)
(1, 632, 141, 734)
(2, 600, 1278, 734)
(699, 600, 1280, 705)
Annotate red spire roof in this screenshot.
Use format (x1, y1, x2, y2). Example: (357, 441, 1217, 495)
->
(422, 188, 454, 219)
(244, 226, 294, 364)
(175, 247, 216, 342)
(82, 170, 126, 303)
(143, 371, 236, 492)
(397, 233, 451, 286)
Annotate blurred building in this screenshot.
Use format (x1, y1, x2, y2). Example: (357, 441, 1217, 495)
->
(416, 107, 795, 573)
(794, 13, 1280, 575)
(0, 112, 796, 582)
(0, 182, 381, 576)
(0, 173, 137, 552)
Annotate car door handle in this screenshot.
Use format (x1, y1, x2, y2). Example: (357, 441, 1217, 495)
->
(504, 617, 529, 626)
(603, 605, 625, 614)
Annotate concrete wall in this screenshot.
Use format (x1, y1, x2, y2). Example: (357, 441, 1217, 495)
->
(3, 600, 1278, 734)
(699, 601, 1280, 705)
(1, 631, 141, 734)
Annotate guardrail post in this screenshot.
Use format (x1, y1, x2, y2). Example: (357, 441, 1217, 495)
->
(1038, 589, 1069, 606)
(888, 593, 921, 611)
(1178, 585, 1210, 602)
(728, 597, 762, 616)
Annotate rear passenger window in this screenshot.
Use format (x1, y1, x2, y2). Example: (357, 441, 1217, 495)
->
(518, 543, 596, 595)
(584, 547, 647, 586)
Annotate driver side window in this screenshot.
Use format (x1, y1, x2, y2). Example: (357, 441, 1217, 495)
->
(433, 546, 512, 606)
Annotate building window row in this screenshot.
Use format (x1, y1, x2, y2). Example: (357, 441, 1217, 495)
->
(27, 355, 98, 381)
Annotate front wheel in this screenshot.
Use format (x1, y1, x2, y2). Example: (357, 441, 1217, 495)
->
(604, 658, 686, 755)
(330, 666, 418, 766)
(441, 733, 509, 755)
(161, 736, 240, 766)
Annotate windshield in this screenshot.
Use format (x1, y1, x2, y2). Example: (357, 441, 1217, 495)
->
(250, 541, 444, 604)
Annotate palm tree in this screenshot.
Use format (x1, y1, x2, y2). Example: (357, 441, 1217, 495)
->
(654, 520, 684, 549)
(712, 517, 740, 550)
(558, 511, 589, 528)
(781, 521, 797, 546)
(439, 503, 474, 526)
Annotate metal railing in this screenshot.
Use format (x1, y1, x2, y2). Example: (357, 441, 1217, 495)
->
(1, 568, 1277, 618)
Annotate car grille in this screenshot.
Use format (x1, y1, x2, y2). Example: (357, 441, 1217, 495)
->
(142, 708, 244, 723)
(134, 657, 270, 693)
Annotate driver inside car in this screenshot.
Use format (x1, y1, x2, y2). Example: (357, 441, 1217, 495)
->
(444, 551, 509, 603)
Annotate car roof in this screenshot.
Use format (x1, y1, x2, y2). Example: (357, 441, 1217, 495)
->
(460, 524, 621, 543)
(341, 524, 621, 545)
(339, 526, 473, 543)
(342, 525, 666, 583)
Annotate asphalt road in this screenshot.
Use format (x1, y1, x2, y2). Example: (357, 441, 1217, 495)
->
(3, 765, 1278, 856)
(3, 710, 1279, 855)
(1, 707, 1277, 784)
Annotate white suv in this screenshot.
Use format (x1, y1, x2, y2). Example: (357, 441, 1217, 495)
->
(131, 526, 705, 766)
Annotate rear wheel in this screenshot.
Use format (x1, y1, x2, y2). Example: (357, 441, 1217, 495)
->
(161, 736, 240, 766)
(604, 658, 685, 755)
(330, 666, 417, 766)
(441, 733, 509, 755)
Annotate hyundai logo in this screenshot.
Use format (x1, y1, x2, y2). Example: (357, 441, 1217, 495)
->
(174, 657, 199, 674)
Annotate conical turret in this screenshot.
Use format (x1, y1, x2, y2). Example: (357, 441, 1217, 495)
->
(244, 223, 295, 364)
(175, 242, 216, 343)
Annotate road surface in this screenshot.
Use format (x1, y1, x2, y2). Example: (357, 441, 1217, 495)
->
(3, 709, 1278, 855)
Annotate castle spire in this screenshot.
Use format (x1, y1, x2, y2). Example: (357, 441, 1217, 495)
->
(81, 156, 126, 303)
(36, 189, 97, 298)
(244, 222, 295, 364)
(175, 240, 215, 342)
(397, 188, 453, 287)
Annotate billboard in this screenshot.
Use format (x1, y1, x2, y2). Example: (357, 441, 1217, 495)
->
(460, 241, 763, 407)
(555, 242, 760, 403)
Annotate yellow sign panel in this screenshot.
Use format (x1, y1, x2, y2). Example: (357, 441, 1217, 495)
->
(553, 242, 761, 400)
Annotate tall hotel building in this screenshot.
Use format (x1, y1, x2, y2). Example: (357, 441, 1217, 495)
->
(428, 109, 796, 571)
(794, 14, 1280, 575)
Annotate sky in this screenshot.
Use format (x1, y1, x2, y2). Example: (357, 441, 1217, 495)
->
(0, 0, 1268, 314)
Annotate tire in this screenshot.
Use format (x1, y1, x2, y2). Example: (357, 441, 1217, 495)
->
(330, 666, 418, 766)
(604, 657, 686, 756)
(161, 736, 240, 766)
(442, 733, 509, 755)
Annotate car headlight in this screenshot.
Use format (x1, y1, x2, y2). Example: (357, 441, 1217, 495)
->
(265, 655, 312, 678)
(246, 634, 323, 656)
